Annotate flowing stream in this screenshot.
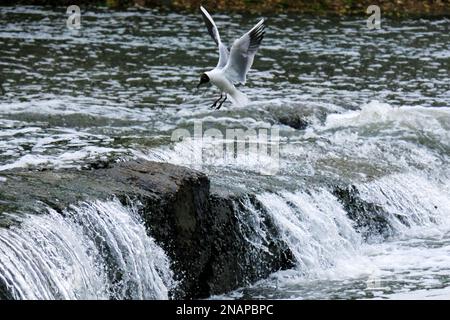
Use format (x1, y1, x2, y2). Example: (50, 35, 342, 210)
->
(0, 6, 449, 299)
(0, 199, 174, 299)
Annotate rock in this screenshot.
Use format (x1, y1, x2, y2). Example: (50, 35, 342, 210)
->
(200, 193, 293, 296)
(0, 160, 294, 299)
(277, 114, 309, 130)
(0, 282, 12, 300)
(268, 103, 328, 130)
(333, 185, 395, 240)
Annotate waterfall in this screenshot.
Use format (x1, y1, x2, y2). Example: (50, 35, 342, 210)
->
(1, 172, 449, 300)
(214, 171, 450, 299)
(256, 189, 364, 278)
(355, 173, 450, 233)
(0, 199, 174, 300)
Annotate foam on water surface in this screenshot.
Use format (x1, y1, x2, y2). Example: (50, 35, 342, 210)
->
(1, 6, 450, 300)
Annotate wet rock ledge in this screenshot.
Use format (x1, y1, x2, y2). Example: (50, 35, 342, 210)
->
(0, 160, 293, 299)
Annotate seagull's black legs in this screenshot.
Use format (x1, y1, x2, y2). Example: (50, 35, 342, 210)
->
(216, 95, 227, 110)
(209, 92, 228, 110)
(210, 92, 223, 109)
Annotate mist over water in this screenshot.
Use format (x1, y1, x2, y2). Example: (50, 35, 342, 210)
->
(0, 6, 449, 299)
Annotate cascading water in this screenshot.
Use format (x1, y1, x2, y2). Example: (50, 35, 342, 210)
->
(0, 199, 174, 300)
(256, 190, 362, 276)
(356, 173, 450, 232)
(143, 100, 450, 299)
(1, 6, 450, 300)
(218, 172, 450, 299)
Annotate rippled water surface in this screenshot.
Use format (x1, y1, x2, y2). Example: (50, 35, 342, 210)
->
(1, 6, 450, 299)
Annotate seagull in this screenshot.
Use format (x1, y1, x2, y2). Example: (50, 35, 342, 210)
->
(197, 6, 266, 109)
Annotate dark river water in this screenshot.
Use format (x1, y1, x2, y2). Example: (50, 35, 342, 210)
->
(0, 6, 450, 299)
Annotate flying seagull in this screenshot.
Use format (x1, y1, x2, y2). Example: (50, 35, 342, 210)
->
(197, 6, 266, 109)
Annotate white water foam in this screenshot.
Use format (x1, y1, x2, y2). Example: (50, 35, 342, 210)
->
(0, 199, 174, 300)
(0, 146, 128, 171)
(256, 189, 364, 278)
(356, 172, 450, 235)
(323, 100, 450, 143)
(138, 134, 280, 176)
(223, 172, 450, 299)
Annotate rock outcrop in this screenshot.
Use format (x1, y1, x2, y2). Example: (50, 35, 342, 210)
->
(0, 160, 294, 299)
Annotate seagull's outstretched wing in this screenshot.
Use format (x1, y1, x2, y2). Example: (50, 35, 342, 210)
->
(200, 6, 229, 69)
(223, 19, 265, 85)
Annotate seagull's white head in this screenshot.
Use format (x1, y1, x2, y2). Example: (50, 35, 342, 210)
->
(197, 72, 210, 89)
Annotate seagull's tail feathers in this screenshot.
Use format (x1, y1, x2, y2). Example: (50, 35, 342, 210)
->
(228, 89, 249, 107)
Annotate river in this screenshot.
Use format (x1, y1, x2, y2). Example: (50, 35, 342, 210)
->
(0, 6, 449, 299)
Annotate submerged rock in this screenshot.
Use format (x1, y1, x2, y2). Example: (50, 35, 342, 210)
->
(0, 160, 293, 299)
(333, 185, 395, 240)
(272, 106, 310, 130)
(277, 114, 309, 130)
(268, 103, 328, 130)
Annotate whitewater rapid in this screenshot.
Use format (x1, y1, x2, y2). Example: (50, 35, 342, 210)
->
(0, 199, 174, 300)
(212, 171, 450, 299)
(1, 100, 449, 299)
(1, 5, 449, 299)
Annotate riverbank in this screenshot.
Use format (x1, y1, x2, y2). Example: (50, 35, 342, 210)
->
(2, 0, 450, 17)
